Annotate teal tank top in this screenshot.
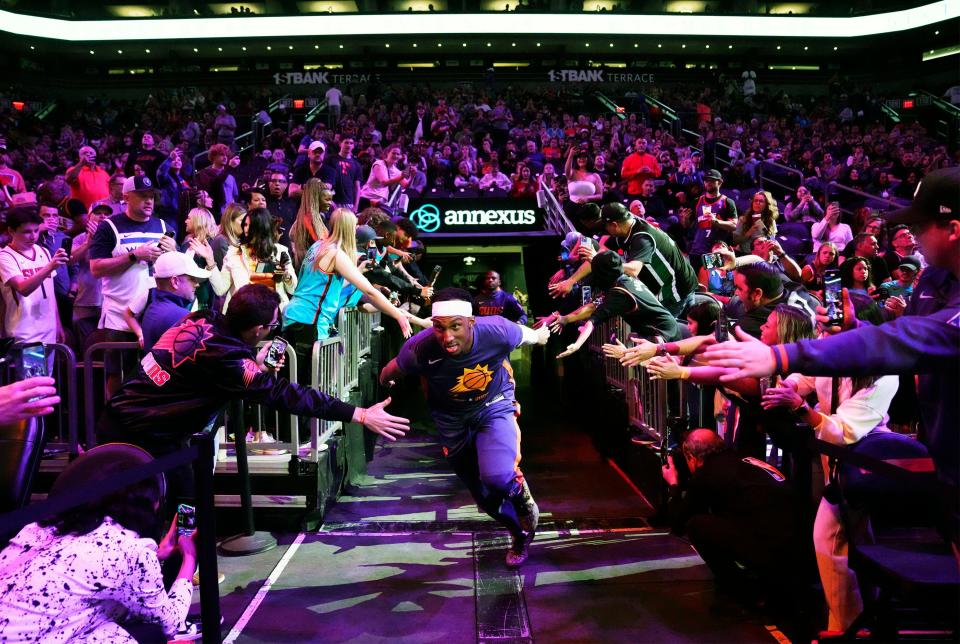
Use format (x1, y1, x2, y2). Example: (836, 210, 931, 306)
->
(283, 241, 345, 339)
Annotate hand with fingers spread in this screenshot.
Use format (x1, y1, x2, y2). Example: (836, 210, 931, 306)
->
(354, 396, 411, 441)
(533, 312, 559, 330)
(602, 338, 628, 361)
(548, 314, 567, 334)
(620, 337, 658, 367)
(0, 377, 60, 424)
(188, 238, 215, 268)
(548, 279, 574, 298)
(702, 326, 776, 382)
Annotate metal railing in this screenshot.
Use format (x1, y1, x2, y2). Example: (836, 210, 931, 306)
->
(244, 340, 301, 454)
(583, 317, 678, 442)
(0, 342, 79, 456)
(311, 336, 345, 448)
(536, 185, 577, 236)
(758, 159, 805, 198)
(83, 340, 142, 448)
(337, 308, 362, 393)
(825, 180, 908, 216)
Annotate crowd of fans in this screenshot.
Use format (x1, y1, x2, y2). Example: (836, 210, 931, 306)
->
(0, 76, 957, 641)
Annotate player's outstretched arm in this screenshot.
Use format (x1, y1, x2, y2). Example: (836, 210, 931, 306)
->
(518, 323, 551, 346)
(380, 357, 404, 387)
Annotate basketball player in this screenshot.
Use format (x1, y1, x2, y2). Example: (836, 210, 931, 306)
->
(380, 288, 551, 567)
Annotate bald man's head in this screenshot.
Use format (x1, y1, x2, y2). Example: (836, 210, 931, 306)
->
(682, 429, 726, 472)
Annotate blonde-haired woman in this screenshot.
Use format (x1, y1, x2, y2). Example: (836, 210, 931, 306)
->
(211, 202, 246, 269)
(289, 178, 332, 271)
(284, 208, 411, 372)
(180, 207, 229, 311)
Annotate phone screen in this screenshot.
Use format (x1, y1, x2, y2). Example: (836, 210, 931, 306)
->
(18, 343, 47, 380)
(176, 503, 196, 537)
(581, 285, 593, 307)
(702, 253, 716, 270)
(264, 337, 288, 369)
(823, 270, 844, 327)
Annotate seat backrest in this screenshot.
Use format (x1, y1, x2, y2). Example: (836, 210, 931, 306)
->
(0, 419, 46, 513)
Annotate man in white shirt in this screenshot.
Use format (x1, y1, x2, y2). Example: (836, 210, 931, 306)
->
(0, 207, 67, 344)
(89, 175, 176, 396)
(325, 85, 343, 125)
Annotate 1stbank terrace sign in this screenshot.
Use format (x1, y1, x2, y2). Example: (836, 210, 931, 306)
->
(274, 71, 379, 85)
(408, 198, 543, 235)
(547, 69, 655, 83)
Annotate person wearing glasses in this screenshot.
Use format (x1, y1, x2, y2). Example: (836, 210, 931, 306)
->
(99, 283, 411, 509)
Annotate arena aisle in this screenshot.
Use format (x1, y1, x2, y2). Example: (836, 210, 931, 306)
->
(210, 386, 792, 643)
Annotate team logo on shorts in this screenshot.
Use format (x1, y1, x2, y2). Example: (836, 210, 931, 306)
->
(450, 363, 494, 394)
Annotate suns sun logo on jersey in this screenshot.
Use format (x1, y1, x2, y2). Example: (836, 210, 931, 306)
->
(450, 364, 494, 394)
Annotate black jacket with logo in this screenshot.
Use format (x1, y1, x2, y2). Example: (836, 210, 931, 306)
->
(100, 310, 355, 443)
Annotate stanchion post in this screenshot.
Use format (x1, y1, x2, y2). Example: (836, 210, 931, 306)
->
(218, 400, 277, 556)
(192, 432, 222, 644)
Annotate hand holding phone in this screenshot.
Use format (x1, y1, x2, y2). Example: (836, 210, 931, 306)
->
(176, 503, 197, 537)
(823, 269, 844, 328)
(263, 336, 288, 370)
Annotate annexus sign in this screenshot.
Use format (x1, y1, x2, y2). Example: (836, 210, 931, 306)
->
(407, 198, 544, 235)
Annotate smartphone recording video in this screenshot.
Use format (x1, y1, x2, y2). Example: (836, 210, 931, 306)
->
(823, 269, 844, 327)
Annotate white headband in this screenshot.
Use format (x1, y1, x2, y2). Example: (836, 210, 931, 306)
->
(431, 300, 474, 318)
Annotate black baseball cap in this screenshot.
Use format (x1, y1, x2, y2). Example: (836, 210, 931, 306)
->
(591, 250, 623, 288)
(703, 169, 723, 181)
(600, 202, 631, 224)
(884, 167, 960, 226)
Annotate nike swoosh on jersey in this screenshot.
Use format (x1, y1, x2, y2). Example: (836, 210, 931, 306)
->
(918, 292, 934, 299)
(428, 358, 443, 364)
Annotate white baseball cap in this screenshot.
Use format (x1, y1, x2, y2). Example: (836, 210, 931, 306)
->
(154, 252, 212, 280)
(308, 140, 326, 152)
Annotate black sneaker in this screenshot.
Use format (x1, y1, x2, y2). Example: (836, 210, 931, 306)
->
(505, 530, 535, 568)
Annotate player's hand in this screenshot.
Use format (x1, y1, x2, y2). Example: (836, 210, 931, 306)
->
(533, 324, 551, 345)
(548, 314, 567, 334)
(702, 327, 777, 382)
(548, 279, 574, 298)
(0, 378, 60, 425)
(134, 242, 164, 263)
(356, 397, 410, 441)
(661, 455, 679, 487)
(547, 269, 565, 287)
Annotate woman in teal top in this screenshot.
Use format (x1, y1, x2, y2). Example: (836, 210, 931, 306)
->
(283, 208, 412, 381)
